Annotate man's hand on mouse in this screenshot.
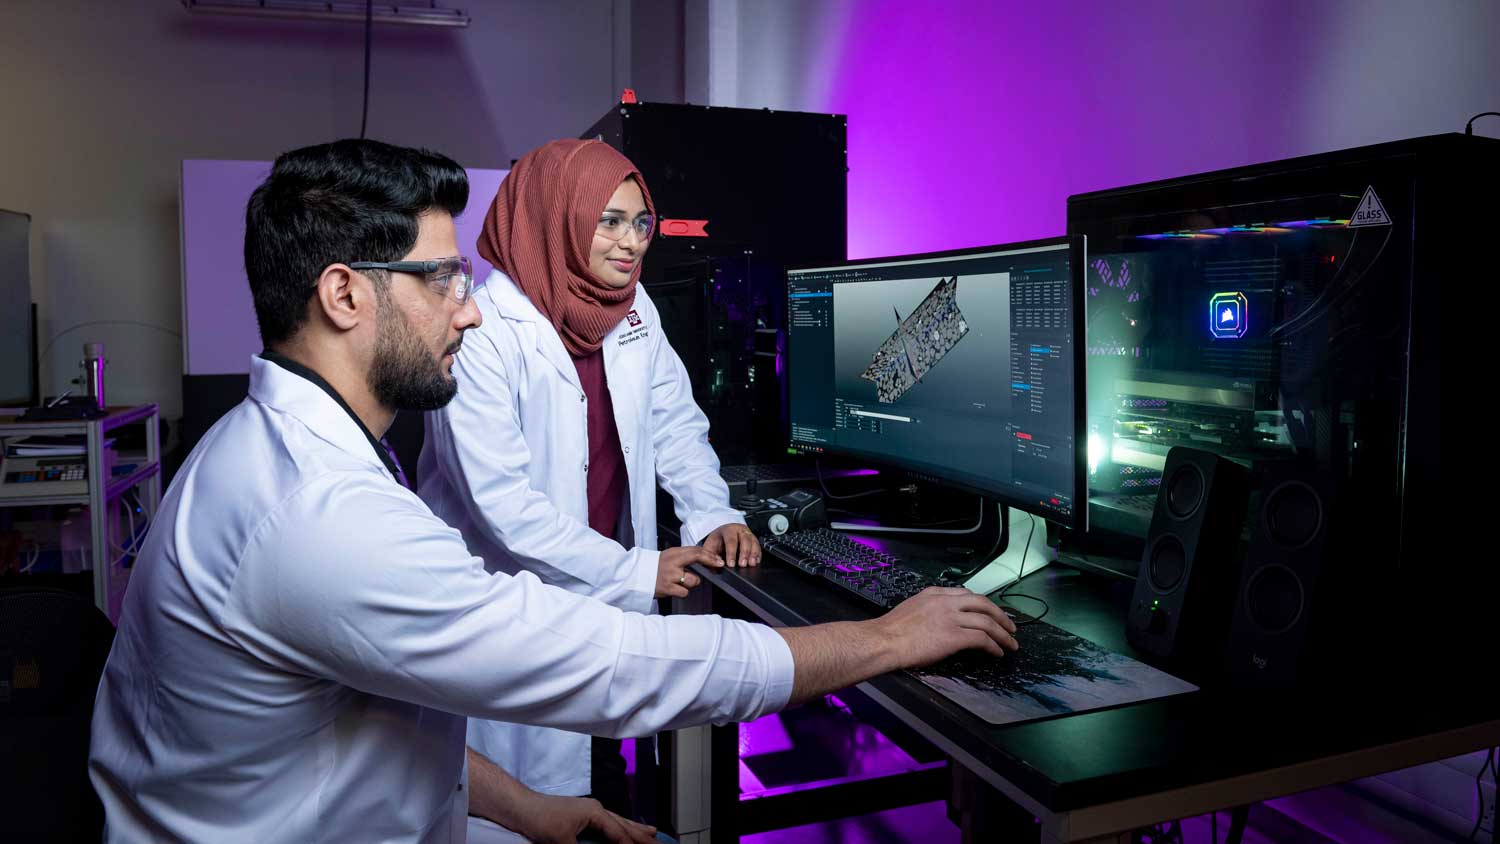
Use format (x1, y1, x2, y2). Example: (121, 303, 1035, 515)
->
(877, 587, 1020, 668)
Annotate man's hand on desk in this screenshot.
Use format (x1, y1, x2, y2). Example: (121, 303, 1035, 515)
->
(876, 587, 1020, 668)
(655, 545, 725, 599)
(703, 522, 761, 567)
(775, 587, 1020, 705)
(503, 793, 657, 844)
(466, 747, 657, 844)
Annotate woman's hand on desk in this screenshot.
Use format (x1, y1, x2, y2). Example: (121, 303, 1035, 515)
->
(877, 587, 1021, 669)
(703, 522, 762, 567)
(655, 546, 725, 599)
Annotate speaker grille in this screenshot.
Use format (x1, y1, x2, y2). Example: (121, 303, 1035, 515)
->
(1166, 464, 1205, 520)
(1264, 481, 1323, 548)
(1246, 564, 1303, 633)
(1148, 535, 1187, 592)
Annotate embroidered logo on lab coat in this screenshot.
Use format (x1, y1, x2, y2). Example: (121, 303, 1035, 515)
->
(618, 310, 649, 347)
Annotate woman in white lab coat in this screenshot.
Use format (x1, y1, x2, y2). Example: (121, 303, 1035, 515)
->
(417, 138, 760, 822)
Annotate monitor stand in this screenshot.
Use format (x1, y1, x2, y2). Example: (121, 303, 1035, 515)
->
(959, 507, 1057, 596)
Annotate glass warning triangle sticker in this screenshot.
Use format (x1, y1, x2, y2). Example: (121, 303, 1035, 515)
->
(1349, 186, 1391, 228)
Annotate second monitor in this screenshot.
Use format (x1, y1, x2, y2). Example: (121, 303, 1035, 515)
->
(785, 237, 1086, 532)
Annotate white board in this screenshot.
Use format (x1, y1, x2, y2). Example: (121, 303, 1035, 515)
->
(180, 159, 508, 375)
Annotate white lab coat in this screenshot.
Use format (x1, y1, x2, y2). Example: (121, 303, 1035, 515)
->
(418, 270, 746, 797)
(88, 355, 791, 844)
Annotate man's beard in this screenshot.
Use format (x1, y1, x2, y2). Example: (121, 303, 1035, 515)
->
(368, 289, 460, 412)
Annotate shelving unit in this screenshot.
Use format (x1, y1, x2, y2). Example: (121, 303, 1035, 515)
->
(0, 404, 161, 623)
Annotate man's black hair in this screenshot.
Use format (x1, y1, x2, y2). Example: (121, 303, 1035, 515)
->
(244, 139, 468, 346)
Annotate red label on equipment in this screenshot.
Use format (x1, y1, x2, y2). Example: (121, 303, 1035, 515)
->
(660, 219, 709, 237)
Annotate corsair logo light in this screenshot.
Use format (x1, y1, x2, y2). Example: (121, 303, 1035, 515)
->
(1209, 292, 1248, 339)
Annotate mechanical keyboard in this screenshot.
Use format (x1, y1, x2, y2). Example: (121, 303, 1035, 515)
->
(762, 527, 949, 609)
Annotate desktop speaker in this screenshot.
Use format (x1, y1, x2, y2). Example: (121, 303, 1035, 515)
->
(1126, 447, 1250, 670)
(1224, 466, 1357, 689)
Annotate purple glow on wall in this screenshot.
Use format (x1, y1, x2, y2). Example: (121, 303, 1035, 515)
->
(806, 2, 1335, 259)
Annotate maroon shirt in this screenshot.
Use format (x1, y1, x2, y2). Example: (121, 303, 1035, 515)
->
(572, 349, 629, 540)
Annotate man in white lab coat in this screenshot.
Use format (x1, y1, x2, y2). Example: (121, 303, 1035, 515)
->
(88, 139, 1019, 844)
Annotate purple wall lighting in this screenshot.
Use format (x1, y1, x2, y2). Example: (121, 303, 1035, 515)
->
(801, 2, 1357, 260)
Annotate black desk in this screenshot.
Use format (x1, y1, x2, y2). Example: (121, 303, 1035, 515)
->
(665, 532, 1500, 843)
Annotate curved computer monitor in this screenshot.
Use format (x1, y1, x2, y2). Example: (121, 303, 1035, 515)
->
(784, 236, 1086, 530)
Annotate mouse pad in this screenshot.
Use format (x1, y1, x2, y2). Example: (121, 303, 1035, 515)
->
(911, 611, 1197, 725)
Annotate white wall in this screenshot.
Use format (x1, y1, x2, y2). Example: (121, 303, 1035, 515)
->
(1290, 0, 1500, 151)
(0, 0, 651, 418)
